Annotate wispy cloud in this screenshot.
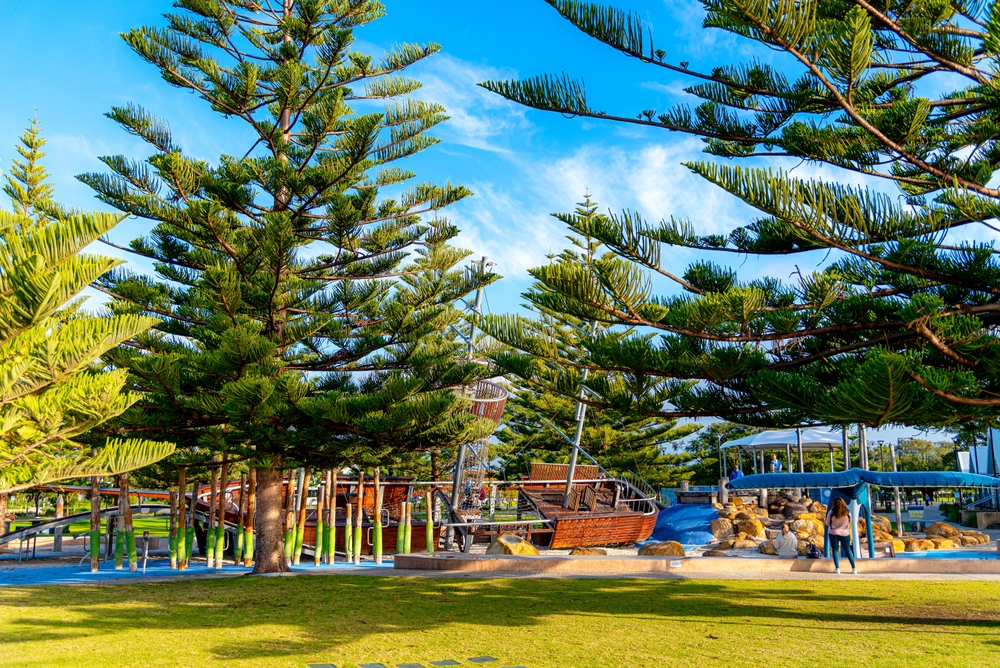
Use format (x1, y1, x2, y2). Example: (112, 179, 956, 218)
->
(414, 54, 534, 154)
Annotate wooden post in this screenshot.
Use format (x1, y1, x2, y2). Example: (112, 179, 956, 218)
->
(235, 473, 247, 565)
(353, 470, 364, 565)
(283, 471, 296, 565)
(53, 494, 64, 553)
(177, 469, 187, 570)
(114, 475, 125, 570)
(89, 470, 100, 573)
(186, 479, 196, 563)
(294, 469, 308, 565)
(344, 501, 353, 562)
(215, 454, 229, 569)
(373, 468, 383, 565)
(425, 490, 434, 553)
(123, 473, 138, 572)
(207, 461, 219, 568)
(403, 501, 412, 554)
(326, 470, 336, 564)
(314, 476, 325, 567)
(244, 468, 256, 566)
(169, 490, 178, 570)
(396, 500, 406, 555)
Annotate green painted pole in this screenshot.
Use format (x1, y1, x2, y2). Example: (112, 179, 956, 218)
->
(403, 501, 412, 554)
(244, 468, 256, 566)
(373, 468, 382, 565)
(214, 455, 228, 569)
(283, 472, 296, 565)
(314, 477, 325, 567)
(396, 503, 405, 555)
(293, 469, 308, 565)
(169, 490, 178, 570)
(326, 471, 336, 564)
(353, 471, 364, 565)
(185, 525, 195, 561)
(89, 471, 101, 573)
(426, 490, 434, 553)
(123, 474, 138, 572)
(114, 483, 124, 570)
(176, 469, 187, 571)
(234, 473, 246, 565)
(344, 502, 353, 561)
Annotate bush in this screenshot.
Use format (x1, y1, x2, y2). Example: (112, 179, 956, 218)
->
(938, 503, 961, 523)
(963, 514, 979, 528)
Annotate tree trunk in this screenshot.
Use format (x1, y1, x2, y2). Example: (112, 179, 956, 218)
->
(252, 467, 290, 574)
(0, 493, 8, 537)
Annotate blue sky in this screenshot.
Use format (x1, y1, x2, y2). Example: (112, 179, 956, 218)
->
(0, 1, 949, 443)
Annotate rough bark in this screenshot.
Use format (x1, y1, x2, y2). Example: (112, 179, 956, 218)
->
(0, 493, 8, 537)
(252, 467, 290, 574)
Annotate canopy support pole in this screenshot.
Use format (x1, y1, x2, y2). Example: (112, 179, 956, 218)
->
(842, 427, 850, 471)
(785, 443, 792, 473)
(889, 441, 903, 535)
(796, 427, 805, 473)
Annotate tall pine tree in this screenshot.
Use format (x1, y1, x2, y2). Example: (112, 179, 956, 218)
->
(480, 0, 1000, 432)
(489, 195, 698, 486)
(0, 122, 174, 494)
(84, 1, 495, 572)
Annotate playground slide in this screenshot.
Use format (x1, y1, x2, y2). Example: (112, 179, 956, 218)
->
(641, 504, 718, 546)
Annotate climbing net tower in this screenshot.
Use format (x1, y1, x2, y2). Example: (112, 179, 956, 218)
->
(455, 380, 507, 513)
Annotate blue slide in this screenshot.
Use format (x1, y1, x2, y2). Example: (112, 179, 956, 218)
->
(641, 504, 717, 546)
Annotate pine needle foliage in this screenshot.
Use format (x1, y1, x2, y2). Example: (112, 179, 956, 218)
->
(85, 1, 496, 572)
(481, 0, 1000, 430)
(487, 196, 699, 486)
(0, 125, 173, 494)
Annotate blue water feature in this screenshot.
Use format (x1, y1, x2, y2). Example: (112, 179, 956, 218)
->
(643, 503, 718, 547)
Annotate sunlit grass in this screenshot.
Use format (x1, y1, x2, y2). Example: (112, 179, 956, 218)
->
(1, 576, 998, 667)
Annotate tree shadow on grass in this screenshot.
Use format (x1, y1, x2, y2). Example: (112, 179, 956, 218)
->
(0, 576, 998, 665)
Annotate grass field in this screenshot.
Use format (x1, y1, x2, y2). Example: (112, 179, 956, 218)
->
(1, 575, 998, 667)
(8, 516, 171, 536)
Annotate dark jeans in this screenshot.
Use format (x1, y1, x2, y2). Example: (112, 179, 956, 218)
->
(830, 534, 855, 570)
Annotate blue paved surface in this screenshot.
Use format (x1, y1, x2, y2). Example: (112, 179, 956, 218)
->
(896, 550, 999, 560)
(0, 557, 392, 586)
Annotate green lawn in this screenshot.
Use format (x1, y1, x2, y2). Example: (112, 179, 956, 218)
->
(8, 516, 170, 536)
(1, 576, 998, 667)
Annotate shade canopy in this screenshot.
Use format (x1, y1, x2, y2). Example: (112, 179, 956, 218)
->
(722, 428, 843, 452)
(726, 469, 1000, 490)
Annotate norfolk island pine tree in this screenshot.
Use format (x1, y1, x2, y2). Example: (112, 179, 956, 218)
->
(81, 1, 497, 574)
(478, 0, 1000, 432)
(0, 119, 175, 497)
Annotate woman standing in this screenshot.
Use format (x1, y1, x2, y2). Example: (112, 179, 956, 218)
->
(826, 497, 858, 574)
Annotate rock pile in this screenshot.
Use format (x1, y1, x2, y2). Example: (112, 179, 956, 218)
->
(704, 495, 991, 557)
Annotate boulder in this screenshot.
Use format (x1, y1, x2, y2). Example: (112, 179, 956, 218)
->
(718, 509, 738, 521)
(731, 497, 744, 507)
(703, 550, 730, 557)
(919, 539, 936, 551)
(903, 538, 925, 552)
(758, 540, 778, 556)
(638, 540, 685, 557)
(737, 519, 766, 539)
(796, 540, 809, 556)
(753, 506, 769, 517)
(711, 502, 724, 510)
(765, 529, 781, 540)
(783, 503, 809, 518)
(890, 539, 906, 554)
(569, 547, 608, 556)
(924, 522, 960, 537)
(795, 512, 820, 521)
(928, 538, 955, 549)
(805, 534, 824, 548)
(716, 539, 736, 550)
(710, 518, 734, 538)
(735, 511, 754, 522)
(958, 535, 983, 546)
(485, 533, 540, 556)
(733, 539, 759, 550)
(872, 515, 892, 530)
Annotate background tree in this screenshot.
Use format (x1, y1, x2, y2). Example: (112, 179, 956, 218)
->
(480, 0, 1000, 435)
(895, 437, 955, 472)
(85, 1, 495, 572)
(0, 122, 174, 497)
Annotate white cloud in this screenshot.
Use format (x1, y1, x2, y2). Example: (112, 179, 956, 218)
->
(413, 54, 534, 153)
